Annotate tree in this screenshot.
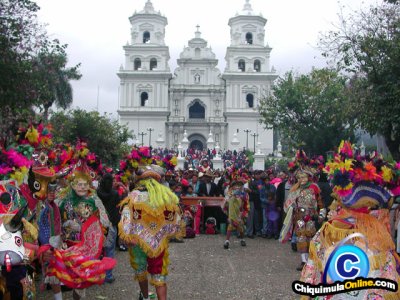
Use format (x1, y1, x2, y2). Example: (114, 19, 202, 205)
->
(259, 68, 356, 156)
(319, 1, 400, 159)
(34, 41, 82, 120)
(0, 0, 81, 145)
(50, 109, 133, 167)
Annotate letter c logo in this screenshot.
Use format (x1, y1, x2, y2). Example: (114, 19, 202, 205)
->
(327, 245, 369, 282)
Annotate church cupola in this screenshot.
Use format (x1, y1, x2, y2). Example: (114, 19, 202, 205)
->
(228, 0, 267, 47)
(129, 0, 168, 46)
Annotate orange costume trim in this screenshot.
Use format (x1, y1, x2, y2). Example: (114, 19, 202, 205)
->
(39, 215, 116, 289)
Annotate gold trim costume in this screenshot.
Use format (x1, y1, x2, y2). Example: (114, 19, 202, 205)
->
(299, 141, 400, 299)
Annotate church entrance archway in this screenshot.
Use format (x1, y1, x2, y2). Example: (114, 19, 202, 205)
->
(190, 140, 204, 150)
(188, 133, 206, 150)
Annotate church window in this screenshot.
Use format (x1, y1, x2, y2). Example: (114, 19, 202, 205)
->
(150, 58, 157, 70)
(238, 59, 245, 72)
(245, 32, 253, 44)
(143, 31, 150, 43)
(195, 48, 201, 58)
(134, 58, 141, 70)
(254, 60, 261, 72)
(246, 94, 254, 108)
(140, 92, 148, 106)
(189, 100, 205, 119)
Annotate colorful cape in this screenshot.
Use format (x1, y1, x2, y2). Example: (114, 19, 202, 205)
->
(119, 189, 182, 258)
(40, 215, 116, 289)
(300, 208, 400, 300)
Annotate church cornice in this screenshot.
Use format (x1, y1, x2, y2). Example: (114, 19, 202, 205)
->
(176, 59, 218, 66)
(221, 73, 278, 80)
(228, 15, 267, 26)
(123, 45, 170, 52)
(224, 111, 261, 118)
(166, 121, 228, 127)
(118, 110, 170, 117)
(169, 86, 225, 94)
(225, 45, 272, 53)
(129, 14, 167, 25)
(117, 72, 172, 79)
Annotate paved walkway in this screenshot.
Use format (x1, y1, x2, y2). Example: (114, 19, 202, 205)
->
(37, 235, 300, 300)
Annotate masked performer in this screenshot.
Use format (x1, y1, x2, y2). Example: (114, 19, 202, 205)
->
(0, 180, 37, 300)
(40, 161, 115, 300)
(299, 141, 400, 299)
(119, 164, 182, 300)
(283, 151, 326, 271)
(222, 177, 249, 249)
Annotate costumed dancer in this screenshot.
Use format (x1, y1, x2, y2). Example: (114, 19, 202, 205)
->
(25, 150, 64, 300)
(118, 147, 182, 300)
(222, 176, 249, 249)
(40, 159, 116, 300)
(300, 141, 400, 299)
(0, 180, 38, 300)
(282, 150, 326, 271)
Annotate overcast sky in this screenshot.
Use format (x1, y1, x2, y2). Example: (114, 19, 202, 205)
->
(34, 0, 378, 117)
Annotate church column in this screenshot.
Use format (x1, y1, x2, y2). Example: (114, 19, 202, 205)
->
(120, 82, 126, 107)
(220, 125, 226, 150)
(180, 91, 185, 121)
(167, 124, 174, 148)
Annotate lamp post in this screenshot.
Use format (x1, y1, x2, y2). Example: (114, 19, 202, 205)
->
(243, 128, 251, 150)
(250, 132, 259, 153)
(147, 127, 154, 147)
(138, 131, 147, 146)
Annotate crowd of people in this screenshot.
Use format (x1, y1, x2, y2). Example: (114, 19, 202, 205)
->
(1, 124, 400, 300)
(151, 147, 251, 170)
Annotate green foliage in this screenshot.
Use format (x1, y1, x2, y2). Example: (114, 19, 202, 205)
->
(34, 40, 82, 119)
(319, 1, 400, 159)
(245, 149, 254, 165)
(264, 158, 290, 173)
(50, 109, 133, 167)
(259, 68, 356, 156)
(0, 0, 81, 144)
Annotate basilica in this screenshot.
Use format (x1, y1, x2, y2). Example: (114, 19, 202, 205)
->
(117, 0, 277, 153)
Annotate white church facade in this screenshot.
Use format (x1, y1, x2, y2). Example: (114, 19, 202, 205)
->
(117, 0, 278, 153)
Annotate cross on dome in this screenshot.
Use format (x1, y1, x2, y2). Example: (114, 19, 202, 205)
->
(195, 25, 201, 38)
(144, 0, 155, 13)
(243, 0, 253, 15)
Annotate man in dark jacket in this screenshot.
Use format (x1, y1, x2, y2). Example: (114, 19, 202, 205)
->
(197, 171, 219, 197)
(198, 171, 225, 231)
(246, 170, 263, 238)
(97, 173, 127, 283)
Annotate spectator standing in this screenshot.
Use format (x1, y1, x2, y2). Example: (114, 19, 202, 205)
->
(246, 170, 263, 238)
(97, 173, 127, 283)
(259, 173, 276, 237)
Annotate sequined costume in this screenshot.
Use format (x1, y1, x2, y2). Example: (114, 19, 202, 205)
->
(119, 176, 181, 286)
(284, 181, 323, 253)
(300, 206, 400, 299)
(298, 141, 400, 299)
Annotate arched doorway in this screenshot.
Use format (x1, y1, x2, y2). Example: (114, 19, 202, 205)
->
(188, 133, 207, 150)
(190, 140, 204, 150)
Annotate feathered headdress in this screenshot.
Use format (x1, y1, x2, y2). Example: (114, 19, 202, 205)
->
(118, 146, 178, 184)
(20, 123, 53, 148)
(0, 146, 33, 185)
(288, 149, 319, 178)
(324, 140, 398, 207)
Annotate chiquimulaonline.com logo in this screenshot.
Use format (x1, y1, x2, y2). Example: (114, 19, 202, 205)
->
(292, 233, 398, 296)
(292, 278, 398, 297)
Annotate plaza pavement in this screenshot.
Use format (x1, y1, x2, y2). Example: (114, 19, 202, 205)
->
(37, 234, 300, 300)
